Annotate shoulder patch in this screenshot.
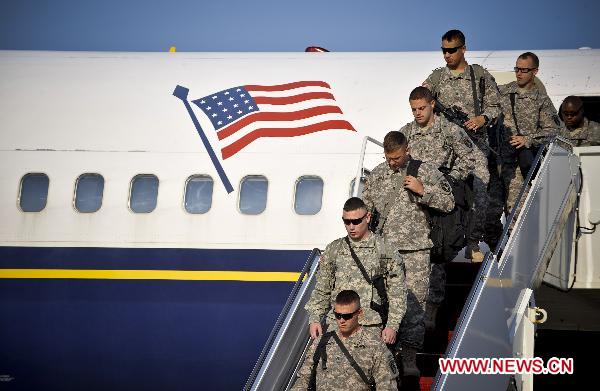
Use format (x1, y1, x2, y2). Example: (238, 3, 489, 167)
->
(441, 180, 451, 193)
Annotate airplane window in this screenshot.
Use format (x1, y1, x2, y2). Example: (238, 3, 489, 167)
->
(185, 175, 213, 214)
(239, 175, 268, 215)
(74, 174, 104, 213)
(129, 174, 159, 213)
(294, 176, 323, 215)
(19, 173, 49, 212)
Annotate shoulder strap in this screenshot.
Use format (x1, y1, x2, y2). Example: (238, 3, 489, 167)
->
(509, 92, 521, 135)
(469, 65, 481, 116)
(331, 332, 374, 388)
(308, 331, 335, 390)
(344, 236, 372, 284)
(407, 158, 422, 178)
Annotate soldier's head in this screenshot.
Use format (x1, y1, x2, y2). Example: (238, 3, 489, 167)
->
(343, 197, 371, 241)
(409, 86, 436, 127)
(441, 29, 466, 68)
(560, 96, 585, 130)
(334, 290, 363, 335)
(515, 52, 539, 88)
(383, 131, 410, 172)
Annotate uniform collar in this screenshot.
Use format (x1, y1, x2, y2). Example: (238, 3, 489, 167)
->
(337, 326, 366, 346)
(507, 81, 540, 98)
(443, 64, 471, 79)
(347, 233, 376, 248)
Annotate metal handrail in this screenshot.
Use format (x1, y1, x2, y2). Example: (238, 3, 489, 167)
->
(352, 136, 383, 197)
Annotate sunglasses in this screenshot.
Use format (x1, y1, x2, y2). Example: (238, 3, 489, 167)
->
(514, 67, 537, 73)
(441, 45, 463, 54)
(333, 309, 360, 320)
(342, 212, 368, 226)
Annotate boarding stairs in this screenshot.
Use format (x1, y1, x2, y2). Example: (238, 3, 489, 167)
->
(244, 137, 581, 391)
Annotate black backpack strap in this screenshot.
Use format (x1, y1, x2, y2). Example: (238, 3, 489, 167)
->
(344, 236, 372, 284)
(469, 65, 481, 116)
(331, 332, 375, 389)
(406, 158, 422, 178)
(308, 331, 335, 390)
(509, 92, 521, 135)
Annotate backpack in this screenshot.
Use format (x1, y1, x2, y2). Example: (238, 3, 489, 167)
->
(406, 159, 473, 263)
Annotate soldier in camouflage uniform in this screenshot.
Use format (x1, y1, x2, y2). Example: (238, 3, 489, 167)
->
(305, 197, 407, 347)
(362, 131, 455, 377)
(560, 95, 600, 147)
(293, 290, 399, 391)
(399, 86, 477, 329)
(423, 29, 502, 261)
(497, 52, 562, 215)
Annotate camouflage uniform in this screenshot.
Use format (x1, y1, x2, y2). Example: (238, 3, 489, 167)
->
(362, 159, 454, 349)
(424, 65, 502, 246)
(305, 234, 407, 331)
(565, 118, 600, 147)
(399, 115, 476, 306)
(498, 81, 562, 214)
(291, 328, 399, 391)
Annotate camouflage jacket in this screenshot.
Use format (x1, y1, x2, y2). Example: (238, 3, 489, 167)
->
(291, 328, 398, 391)
(305, 234, 407, 330)
(362, 159, 455, 251)
(499, 81, 562, 149)
(423, 64, 502, 142)
(565, 118, 600, 147)
(399, 114, 476, 181)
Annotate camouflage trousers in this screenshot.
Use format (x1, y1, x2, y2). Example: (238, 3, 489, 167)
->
(427, 263, 445, 306)
(484, 158, 507, 251)
(397, 249, 430, 350)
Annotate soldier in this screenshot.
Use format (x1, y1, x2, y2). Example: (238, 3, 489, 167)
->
(305, 197, 407, 347)
(423, 29, 502, 261)
(292, 290, 399, 391)
(560, 95, 600, 147)
(498, 52, 562, 215)
(362, 131, 454, 377)
(399, 86, 476, 329)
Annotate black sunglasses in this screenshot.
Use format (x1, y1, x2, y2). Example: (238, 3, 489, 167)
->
(441, 45, 463, 54)
(333, 309, 360, 320)
(342, 212, 368, 226)
(514, 67, 537, 73)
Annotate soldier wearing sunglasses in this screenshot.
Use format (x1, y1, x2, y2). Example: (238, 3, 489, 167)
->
(497, 52, 562, 217)
(560, 95, 600, 147)
(361, 131, 454, 378)
(305, 197, 407, 348)
(423, 29, 502, 262)
(293, 290, 399, 391)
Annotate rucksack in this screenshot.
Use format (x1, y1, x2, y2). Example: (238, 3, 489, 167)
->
(406, 159, 473, 263)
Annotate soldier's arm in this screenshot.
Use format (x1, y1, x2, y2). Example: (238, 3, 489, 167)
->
(305, 242, 336, 324)
(418, 168, 455, 213)
(383, 248, 407, 331)
(450, 126, 476, 181)
(372, 344, 399, 391)
(361, 171, 376, 212)
(481, 70, 502, 123)
(422, 71, 436, 90)
(526, 96, 562, 147)
(290, 338, 319, 391)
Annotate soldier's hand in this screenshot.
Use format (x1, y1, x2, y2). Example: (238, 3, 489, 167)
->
(509, 135, 527, 149)
(381, 327, 397, 345)
(464, 115, 486, 131)
(309, 322, 323, 339)
(403, 175, 424, 196)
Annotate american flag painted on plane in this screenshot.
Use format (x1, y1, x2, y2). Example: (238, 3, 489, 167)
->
(192, 81, 356, 159)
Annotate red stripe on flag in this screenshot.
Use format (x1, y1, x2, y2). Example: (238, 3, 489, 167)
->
(217, 105, 344, 140)
(252, 92, 335, 105)
(244, 81, 331, 92)
(221, 120, 356, 160)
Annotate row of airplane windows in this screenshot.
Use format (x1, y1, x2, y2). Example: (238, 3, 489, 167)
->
(17, 173, 363, 215)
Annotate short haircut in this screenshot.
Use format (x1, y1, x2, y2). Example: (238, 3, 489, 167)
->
(518, 52, 539, 68)
(409, 86, 434, 103)
(383, 131, 408, 153)
(442, 29, 465, 46)
(562, 95, 583, 110)
(335, 290, 361, 307)
(343, 197, 366, 212)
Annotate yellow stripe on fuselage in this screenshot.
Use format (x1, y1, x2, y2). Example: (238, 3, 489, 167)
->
(0, 269, 301, 282)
